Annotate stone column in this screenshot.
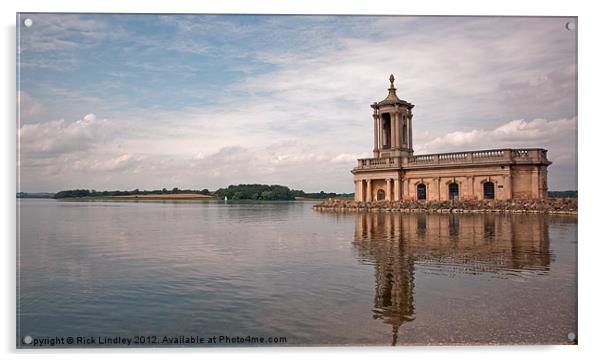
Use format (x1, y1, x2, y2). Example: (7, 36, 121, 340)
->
(394, 178, 400, 201)
(373, 115, 378, 153)
(377, 116, 382, 151)
(362, 180, 367, 202)
(386, 178, 392, 201)
(366, 179, 372, 202)
(532, 168, 539, 199)
(408, 114, 413, 153)
(434, 177, 440, 201)
(355, 180, 362, 202)
(401, 115, 406, 147)
(468, 176, 474, 200)
(505, 173, 513, 200)
(540, 168, 547, 199)
(403, 179, 409, 200)
(391, 113, 397, 149)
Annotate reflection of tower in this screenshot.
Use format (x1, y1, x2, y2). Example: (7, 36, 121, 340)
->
(351, 211, 555, 345)
(353, 212, 415, 346)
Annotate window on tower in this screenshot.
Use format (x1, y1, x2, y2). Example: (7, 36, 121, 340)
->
(403, 122, 407, 144)
(381, 113, 391, 149)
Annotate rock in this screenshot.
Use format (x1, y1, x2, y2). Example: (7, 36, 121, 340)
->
(312, 197, 577, 214)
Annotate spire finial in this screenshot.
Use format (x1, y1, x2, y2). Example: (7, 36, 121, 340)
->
(389, 74, 395, 87)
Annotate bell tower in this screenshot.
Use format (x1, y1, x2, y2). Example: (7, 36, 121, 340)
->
(370, 74, 414, 159)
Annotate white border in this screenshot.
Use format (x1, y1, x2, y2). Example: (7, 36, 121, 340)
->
(3, 1, 599, 361)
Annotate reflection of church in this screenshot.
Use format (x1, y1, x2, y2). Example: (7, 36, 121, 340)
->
(352, 75, 552, 202)
(352, 212, 552, 345)
(353, 212, 415, 346)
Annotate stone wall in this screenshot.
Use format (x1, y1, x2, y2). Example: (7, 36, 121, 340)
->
(353, 150, 551, 202)
(313, 198, 577, 215)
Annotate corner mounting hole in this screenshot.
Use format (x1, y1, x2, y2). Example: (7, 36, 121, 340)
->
(24, 18, 33, 27)
(565, 21, 575, 31)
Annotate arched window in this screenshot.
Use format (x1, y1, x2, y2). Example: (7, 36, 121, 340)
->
(449, 182, 459, 200)
(381, 113, 391, 149)
(483, 181, 495, 200)
(377, 189, 385, 201)
(417, 183, 427, 200)
(402, 123, 407, 144)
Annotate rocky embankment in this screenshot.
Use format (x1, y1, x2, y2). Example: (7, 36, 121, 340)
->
(313, 198, 577, 215)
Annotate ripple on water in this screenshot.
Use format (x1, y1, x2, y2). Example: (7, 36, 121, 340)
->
(17, 200, 577, 345)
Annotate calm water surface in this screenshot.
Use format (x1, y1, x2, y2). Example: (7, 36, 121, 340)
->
(17, 199, 577, 346)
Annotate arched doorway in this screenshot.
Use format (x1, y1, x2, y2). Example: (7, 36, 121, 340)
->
(417, 183, 426, 200)
(448, 182, 459, 200)
(377, 189, 386, 201)
(483, 181, 495, 200)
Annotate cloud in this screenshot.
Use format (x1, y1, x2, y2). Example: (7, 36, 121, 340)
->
(415, 117, 577, 158)
(18, 91, 44, 119)
(238, 17, 576, 133)
(185, 144, 360, 191)
(17, 114, 577, 193)
(19, 14, 121, 53)
(82, 154, 143, 172)
(413, 117, 577, 191)
(18, 113, 119, 156)
(16, 16, 577, 192)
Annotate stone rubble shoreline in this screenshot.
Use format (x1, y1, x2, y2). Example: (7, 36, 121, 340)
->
(313, 198, 577, 215)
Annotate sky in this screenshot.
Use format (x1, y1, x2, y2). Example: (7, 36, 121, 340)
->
(17, 14, 577, 193)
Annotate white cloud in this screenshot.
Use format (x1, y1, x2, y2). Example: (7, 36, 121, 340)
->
(18, 113, 118, 156)
(17, 16, 577, 192)
(84, 154, 143, 172)
(414, 117, 577, 191)
(238, 17, 576, 135)
(416, 117, 577, 157)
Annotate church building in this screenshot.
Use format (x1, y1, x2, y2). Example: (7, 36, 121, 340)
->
(351, 75, 551, 202)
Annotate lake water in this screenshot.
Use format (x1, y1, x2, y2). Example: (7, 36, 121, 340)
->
(17, 199, 577, 347)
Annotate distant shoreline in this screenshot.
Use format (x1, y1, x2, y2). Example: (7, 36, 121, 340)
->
(32, 196, 333, 202)
(111, 193, 213, 199)
(55, 194, 217, 201)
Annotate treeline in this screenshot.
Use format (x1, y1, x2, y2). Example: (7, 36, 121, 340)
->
(17, 192, 55, 199)
(214, 184, 295, 200)
(214, 184, 355, 200)
(51, 184, 355, 201)
(548, 190, 577, 198)
(54, 188, 212, 199)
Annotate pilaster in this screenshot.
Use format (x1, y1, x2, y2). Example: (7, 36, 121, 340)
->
(386, 178, 392, 201)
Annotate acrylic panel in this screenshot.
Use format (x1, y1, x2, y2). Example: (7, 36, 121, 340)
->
(16, 13, 578, 348)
